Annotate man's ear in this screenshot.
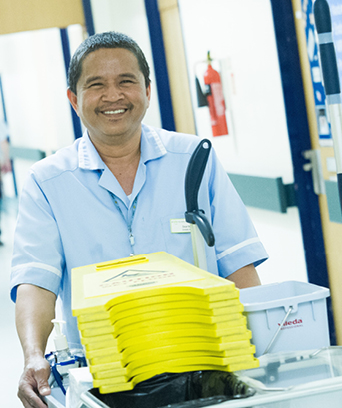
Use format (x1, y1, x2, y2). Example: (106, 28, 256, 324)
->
(146, 83, 151, 107)
(67, 88, 79, 115)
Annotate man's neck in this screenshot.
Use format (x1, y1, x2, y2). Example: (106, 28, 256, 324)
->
(90, 133, 142, 196)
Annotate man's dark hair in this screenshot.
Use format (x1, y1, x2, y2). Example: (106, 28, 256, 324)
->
(68, 31, 151, 94)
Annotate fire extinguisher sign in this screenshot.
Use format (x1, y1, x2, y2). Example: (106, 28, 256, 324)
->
(211, 83, 226, 119)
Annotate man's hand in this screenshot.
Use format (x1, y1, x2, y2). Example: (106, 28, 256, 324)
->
(18, 355, 51, 408)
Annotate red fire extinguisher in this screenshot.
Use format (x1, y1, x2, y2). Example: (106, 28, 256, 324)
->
(203, 51, 228, 137)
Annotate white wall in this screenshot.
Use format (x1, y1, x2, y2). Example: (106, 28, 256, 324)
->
(179, 0, 294, 182)
(0, 28, 79, 194)
(0, 28, 75, 152)
(178, 0, 308, 284)
(248, 207, 307, 284)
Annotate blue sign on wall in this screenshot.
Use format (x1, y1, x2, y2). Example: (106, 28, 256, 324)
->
(302, 0, 332, 145)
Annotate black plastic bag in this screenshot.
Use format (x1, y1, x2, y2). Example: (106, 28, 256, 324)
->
(89, 370, 256, 408)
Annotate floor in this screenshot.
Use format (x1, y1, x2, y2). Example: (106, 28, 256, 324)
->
(0, 198, 27, 407)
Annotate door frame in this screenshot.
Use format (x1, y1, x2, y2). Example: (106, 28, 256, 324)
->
(269, 0, 336, 343)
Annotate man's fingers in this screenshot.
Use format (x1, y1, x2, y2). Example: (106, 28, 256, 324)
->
(35, 364, 51, 396)
(38, 386, 51, 396)
(18, 385, 48, 408)
(18, 359, 51, 408)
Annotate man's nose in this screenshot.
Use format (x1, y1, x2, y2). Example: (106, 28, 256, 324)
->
(102, 84, 123, 101)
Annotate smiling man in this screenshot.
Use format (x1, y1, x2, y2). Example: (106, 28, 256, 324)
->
(10, 32, 267, 407)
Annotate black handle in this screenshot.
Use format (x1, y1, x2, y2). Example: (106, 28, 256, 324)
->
(314, 0, 341, 96)
(185, 210, 215, 247)
(185, 139, 211, 212)
(185, 139, 215, 247)
(314, 0, 331, 33)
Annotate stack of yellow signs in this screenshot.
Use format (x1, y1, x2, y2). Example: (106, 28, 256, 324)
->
(72, 252, 258, 394)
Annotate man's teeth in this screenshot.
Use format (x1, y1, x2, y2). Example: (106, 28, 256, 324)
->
(103, 109, 125, 114)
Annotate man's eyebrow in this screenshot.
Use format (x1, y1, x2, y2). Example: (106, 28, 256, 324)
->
(119, 73, 139, 79)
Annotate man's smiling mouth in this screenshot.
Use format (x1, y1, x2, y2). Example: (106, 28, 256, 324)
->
(102, 109, 126, 115)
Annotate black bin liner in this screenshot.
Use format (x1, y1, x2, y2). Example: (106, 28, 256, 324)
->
(89, 370, 256, 408)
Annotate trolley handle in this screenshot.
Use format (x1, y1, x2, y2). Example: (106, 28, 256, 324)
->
(185, 139, 215, 247)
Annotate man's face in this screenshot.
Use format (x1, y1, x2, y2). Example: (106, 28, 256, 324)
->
(67, 47, 151, 146)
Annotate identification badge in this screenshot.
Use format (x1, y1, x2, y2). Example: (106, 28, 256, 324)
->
(170, 218, 191, 233)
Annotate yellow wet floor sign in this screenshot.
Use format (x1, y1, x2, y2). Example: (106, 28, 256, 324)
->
(71, 252, 258, 394)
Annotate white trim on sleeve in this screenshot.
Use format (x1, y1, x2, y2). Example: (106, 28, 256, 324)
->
(11, 262, 62, 278)
(216, 237, 261, 261)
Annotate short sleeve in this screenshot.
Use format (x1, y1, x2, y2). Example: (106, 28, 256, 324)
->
(10, 171, 65, 302)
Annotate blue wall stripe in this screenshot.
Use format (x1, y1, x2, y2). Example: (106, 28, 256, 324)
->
(82, 0, 95, 36)
(60, 28, 83, 140)
(144, 0, 176, 131)
(270, 0, 336, 344)
(0, 76, 8, 124)
(0, 75, 17, 196)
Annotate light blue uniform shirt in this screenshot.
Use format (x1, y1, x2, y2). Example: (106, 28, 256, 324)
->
(10, 124, 268, 348)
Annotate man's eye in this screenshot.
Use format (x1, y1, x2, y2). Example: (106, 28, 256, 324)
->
(89, 83, 103, 88)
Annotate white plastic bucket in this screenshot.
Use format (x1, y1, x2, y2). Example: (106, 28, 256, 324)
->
(239, 281, 330, 357)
